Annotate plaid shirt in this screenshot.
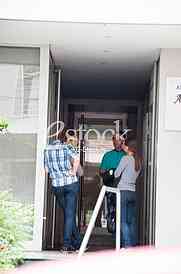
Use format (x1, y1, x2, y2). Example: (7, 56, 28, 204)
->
(44, 140, 78, 187)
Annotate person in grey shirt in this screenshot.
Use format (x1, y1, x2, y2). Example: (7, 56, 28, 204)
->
(115, 139, 142, 247)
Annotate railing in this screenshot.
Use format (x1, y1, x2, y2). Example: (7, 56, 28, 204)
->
(78, 185, 121, 258)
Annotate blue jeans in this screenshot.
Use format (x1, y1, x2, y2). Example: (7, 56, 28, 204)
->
(52, 182, 81, 249)
(121, 191, 137, 248)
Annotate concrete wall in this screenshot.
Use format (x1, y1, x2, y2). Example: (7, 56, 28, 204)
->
(156, 49, 181, 247)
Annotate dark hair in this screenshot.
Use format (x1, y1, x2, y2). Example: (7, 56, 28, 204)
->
(57, 127, 67, 142)
(127, 140, 142, 172)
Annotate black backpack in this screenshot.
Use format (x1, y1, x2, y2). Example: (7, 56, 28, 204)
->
(102, 168, 116, 187)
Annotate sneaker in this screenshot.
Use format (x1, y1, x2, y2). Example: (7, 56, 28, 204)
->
(60, 246, 76, 254)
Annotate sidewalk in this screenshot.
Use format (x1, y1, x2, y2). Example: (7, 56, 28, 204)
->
(4, 247, 181, 274)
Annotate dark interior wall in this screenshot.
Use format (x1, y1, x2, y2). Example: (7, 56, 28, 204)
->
(127, 112, 137, 139)
(61, 70, 148, 101)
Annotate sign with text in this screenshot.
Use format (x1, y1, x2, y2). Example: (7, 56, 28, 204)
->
(165, 77, 181, 131)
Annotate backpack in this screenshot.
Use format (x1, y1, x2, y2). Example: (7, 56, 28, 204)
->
(102, 168, 120, 188)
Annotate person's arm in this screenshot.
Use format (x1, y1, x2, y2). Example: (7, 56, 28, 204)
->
(99, 154, 108, 177)
(77, 164, 84, 177)
(67, 146, 80, 176)
(70, 155, 80, 176)
(114, 156, 128, 178)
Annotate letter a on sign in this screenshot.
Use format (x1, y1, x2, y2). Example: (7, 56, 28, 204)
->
(165, 77, 181, 131)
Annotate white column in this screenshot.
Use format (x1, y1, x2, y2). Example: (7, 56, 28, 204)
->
(32, 45, 50, 251)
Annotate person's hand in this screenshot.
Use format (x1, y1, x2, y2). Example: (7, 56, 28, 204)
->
(69, 169, 76, 176)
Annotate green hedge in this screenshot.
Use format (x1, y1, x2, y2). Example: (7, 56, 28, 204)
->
(0, 119, 8, 129)
(0, 191, 34, 270)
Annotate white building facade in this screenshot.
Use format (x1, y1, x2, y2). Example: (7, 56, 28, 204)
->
(1, 6, 181, 250)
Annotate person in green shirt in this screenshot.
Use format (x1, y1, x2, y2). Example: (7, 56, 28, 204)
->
(99, 131, 126, 234)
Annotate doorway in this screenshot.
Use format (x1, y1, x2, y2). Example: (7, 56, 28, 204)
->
(42, 50, 159, 250)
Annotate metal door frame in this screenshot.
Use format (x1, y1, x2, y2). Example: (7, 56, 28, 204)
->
(143, 60, 159, 245)
(42, 63, 62, 250)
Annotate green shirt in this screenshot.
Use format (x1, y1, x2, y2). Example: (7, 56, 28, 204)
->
(100, 150, 126, 170)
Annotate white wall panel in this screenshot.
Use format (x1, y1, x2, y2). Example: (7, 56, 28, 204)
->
(156, 49, 181, 247)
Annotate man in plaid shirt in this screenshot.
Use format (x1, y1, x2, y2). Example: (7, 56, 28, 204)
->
(44, 129, 81, 253)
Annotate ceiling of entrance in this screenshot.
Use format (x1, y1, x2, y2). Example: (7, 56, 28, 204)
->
(1, 20, 181, 99)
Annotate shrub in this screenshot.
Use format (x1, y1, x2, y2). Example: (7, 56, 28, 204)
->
(0, 191, 34, 270)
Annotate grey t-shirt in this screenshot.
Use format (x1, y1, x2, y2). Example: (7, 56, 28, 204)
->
(114, 155, 140, 192)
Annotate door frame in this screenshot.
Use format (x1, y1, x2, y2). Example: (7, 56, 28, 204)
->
(42, 63, 63, 250)
(142, 60, 159, 245)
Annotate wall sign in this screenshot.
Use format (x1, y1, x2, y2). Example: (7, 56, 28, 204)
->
(165, 77, 181, 131)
